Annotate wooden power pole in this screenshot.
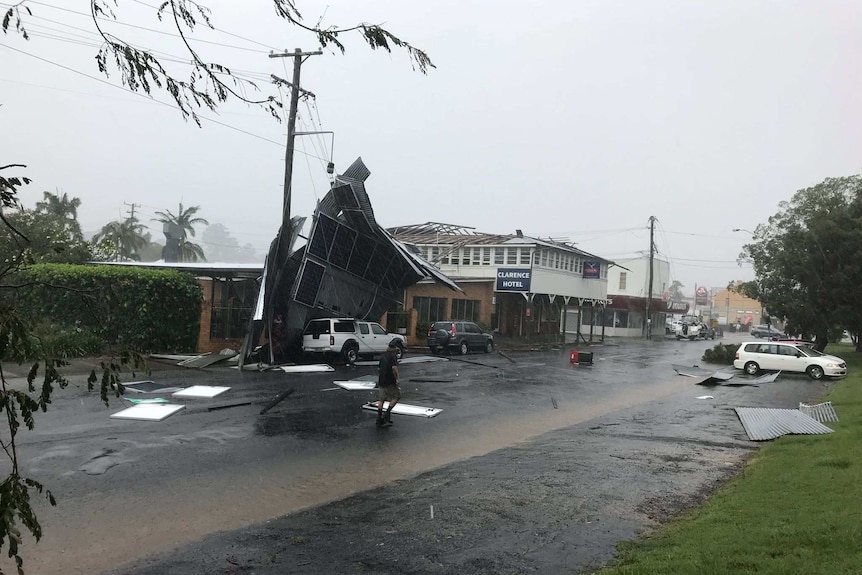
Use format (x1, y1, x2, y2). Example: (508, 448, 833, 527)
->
(646, 215, 656, 340)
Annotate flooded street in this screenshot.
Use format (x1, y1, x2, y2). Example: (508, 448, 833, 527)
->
(1, 334, 834, 575)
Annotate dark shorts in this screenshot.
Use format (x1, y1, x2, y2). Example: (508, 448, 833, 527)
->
(378, 384, 401, 403)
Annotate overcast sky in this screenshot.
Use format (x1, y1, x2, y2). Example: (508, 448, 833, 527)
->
(2, 0, 860, 293)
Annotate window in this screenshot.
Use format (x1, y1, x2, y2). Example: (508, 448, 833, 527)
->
(619, 272, 627, 291)
(371, 323, 387, 335)
(413, 296, 447, 323)
(209, 278, 259, 339)
(334, 321, 357, 333)
(359, 324, 370, 334)
(778, 345, 798, 357)
(540, 250, 548, 267)
(451, 299, 480, 322)
(431, 246, 440, 262)
(494, 248, 504, 265)
(472, 247, 481, 265)
(521, 249, 530, 264)
(482, 247, 491, 265)
(506, 248, 517, 264)
(461, 248, 470, 265)
(575, 259, 583, 274)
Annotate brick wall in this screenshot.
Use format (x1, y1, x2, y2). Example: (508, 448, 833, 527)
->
(402, 281, 495, 345)
(195, 278, 245, 354)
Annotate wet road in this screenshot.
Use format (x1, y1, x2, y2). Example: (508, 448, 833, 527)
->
(0, 333, 834, 575)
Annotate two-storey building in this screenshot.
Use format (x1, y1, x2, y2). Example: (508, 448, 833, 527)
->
(605, 256, 687, 337)
(387, 223, 614, 345)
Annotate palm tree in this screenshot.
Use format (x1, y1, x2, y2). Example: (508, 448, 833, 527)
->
(34, 190, 83, 241)
(153, 203, 209, 262)
(92, 217, 148, 261)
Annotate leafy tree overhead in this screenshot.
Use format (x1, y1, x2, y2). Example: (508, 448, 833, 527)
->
(3, 2, 431, 570)
(0, 191, 92, 265)
(740, 175, 862, 351)
(153, 203, 209, 262)
(3, 1, 433, 125)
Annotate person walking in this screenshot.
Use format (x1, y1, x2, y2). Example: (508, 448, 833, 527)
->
(376, 342, 401, 427)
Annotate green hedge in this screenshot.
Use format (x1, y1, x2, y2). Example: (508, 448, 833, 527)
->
(12, 264, 202, 353)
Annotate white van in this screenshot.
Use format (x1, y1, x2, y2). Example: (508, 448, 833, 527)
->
(733, 341, 846, 380)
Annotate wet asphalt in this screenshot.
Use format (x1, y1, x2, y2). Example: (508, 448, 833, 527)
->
(0, 333, 835, 575)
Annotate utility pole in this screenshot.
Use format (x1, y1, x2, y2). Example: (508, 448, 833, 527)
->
(124, 202, 140, 220)
(269, 48, 322, 231)
(645, 216, 656, 340)
(262, 48, 321, 365)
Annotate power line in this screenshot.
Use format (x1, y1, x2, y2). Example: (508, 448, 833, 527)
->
(18, 0, 272, 53)
(127, 0, 280, 50)
(2, 42, 288, 147)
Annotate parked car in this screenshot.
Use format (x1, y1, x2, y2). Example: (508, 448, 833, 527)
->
(749, 324, 787, 339)
(427, 320, 494, 355)
(302, 318, 405, 364)
(733, 340, 847, 380)
(674, 319, 714, 340)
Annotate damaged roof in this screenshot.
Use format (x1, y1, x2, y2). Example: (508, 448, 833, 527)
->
(388, 221, 613, 263)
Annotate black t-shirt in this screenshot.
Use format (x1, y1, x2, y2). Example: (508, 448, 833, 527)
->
(378, 351, 398, 387)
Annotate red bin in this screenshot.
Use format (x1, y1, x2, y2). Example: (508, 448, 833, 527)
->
(570, 350, 579, 363)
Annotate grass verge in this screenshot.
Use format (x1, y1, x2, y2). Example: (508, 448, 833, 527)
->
(594, 343, 862, 575)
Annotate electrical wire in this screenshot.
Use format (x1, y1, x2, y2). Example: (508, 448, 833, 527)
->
(16, 0, 272, 53)
(2, 42, 287, 147)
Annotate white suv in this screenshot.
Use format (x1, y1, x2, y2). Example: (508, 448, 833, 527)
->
(733, 340, 847, 380)
(302, 318, 405, 364)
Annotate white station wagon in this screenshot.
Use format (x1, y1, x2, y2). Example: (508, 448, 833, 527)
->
(733, 340, 847, 380)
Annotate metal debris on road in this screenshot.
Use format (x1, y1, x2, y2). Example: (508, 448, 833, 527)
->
(751, 371, 780, 384)
(259, 388, 295, 415)
(123, 381, 185, 394)
(177, 352, 237, 368)
(672, 364, 712, 377)
(122, 397, 169, 404)
(207, 402, 252, 412)
(172, 386, 231, 398)
(734, 407, 834, 441)
(673, 365, 738, 386)
(110, 403, 186, 421)
(799, 401, 839, 423)
(362, 402, 442, 418)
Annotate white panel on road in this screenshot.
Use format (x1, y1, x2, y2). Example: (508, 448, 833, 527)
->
(398, 356, 449, 364)
(280, 364, 335, 373)
(333, 381, 377, 390)
(362, 401, 442, 418)
(355, 356, 448, 367)
(110, 404, 185, 421)
(172, 386, 231, 398)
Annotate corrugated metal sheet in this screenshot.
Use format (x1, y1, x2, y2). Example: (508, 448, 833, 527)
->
(752, 371, 780, 384)
(734, 407, 834, 441)
(799, 402, 839, 423)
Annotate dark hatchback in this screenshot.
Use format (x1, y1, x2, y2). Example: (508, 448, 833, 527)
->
(427, 320, 494, 355)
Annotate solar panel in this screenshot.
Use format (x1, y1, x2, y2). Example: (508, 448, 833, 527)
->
(294, 260, 325, 306)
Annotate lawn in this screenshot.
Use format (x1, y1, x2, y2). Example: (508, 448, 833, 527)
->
(594, 343, 862, 575)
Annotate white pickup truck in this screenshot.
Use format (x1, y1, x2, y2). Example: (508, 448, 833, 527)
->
(301, 318, 405, 364)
